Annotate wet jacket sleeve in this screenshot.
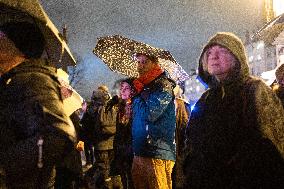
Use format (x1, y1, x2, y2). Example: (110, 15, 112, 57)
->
(3, 71, 77, 176)
(11, 71, 77, 142)
(246, 80, 284, 158)
(144, 80, 174, 122)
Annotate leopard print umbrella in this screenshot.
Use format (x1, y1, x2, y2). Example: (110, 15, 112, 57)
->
(93, 35, 189, 82)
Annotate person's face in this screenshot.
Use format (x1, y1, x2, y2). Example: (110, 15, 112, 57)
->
(120, 82, 132, 100)
(0, 31, 24, 76)
(135, 54, 156, 76)
(206, 45, 237, 81)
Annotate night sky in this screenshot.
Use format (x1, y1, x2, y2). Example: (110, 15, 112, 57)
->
(40, 0, 265, 99)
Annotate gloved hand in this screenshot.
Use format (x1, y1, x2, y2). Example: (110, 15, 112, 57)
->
(76, 141, 84, 151)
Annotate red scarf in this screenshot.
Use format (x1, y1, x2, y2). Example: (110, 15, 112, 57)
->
(133, 64, 163, 93)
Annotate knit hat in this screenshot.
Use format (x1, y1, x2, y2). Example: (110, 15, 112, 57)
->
(0, 21, 45, 58)
(92, 90, 110, 105)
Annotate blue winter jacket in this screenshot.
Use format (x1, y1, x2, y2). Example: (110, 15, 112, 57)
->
(132, 72, 176, 161)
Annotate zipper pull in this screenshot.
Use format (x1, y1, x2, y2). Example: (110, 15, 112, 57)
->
(37, 136, 44, 168)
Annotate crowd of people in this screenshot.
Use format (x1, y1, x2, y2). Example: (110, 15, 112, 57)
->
(1, 2, 284, 189)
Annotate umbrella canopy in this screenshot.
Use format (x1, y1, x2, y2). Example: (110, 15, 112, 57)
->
(93, 35, 189, 83)
(0, 0, 76, 69)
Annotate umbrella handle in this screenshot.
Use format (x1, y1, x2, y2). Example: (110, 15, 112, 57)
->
(37, 136, 44, 168)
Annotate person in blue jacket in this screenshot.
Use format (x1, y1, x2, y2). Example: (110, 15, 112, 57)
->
(131, 53, 176, 189)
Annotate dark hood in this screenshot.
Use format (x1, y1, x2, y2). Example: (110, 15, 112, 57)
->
(92, 90, 111, 106)
(198, 32, 250, 87)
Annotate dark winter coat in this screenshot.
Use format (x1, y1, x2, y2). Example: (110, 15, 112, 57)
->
(93, 105, 118, 150)
(111, 100, 134, 189)
(0, 59, 77, 188)
(132, 72, 176, 161)
(111, 118, 133, 172)
(81, 92, 118, 151)
(80, 104, 96, 144)
(183, 32, 284, 189)
(58, 112, 83, 171)
(113, 101, 133, 160)
(55, 112, 83, 188)
(175, 98, 190, 157)
(173, 98, 190, 188)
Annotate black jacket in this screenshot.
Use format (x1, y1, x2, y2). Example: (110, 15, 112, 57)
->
(184, 33, 284, 189)
(81, 92, 118, 150)
(0, 59, 76, 188)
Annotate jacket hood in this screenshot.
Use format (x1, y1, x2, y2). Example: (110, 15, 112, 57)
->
(198, 32, 250, 87)
(92, 90, 110, 105)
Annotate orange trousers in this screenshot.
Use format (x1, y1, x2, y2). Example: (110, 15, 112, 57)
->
(131, 156, 175, 189)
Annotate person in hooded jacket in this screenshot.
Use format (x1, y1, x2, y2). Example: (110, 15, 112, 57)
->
(83, 87, 118, 189)
(183, 32, 284, 189)
(0, 21, 77, 188)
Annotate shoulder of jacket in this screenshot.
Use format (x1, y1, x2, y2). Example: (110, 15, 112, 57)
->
(154, 75, 175, 89)
(243, 76, 269, 92)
